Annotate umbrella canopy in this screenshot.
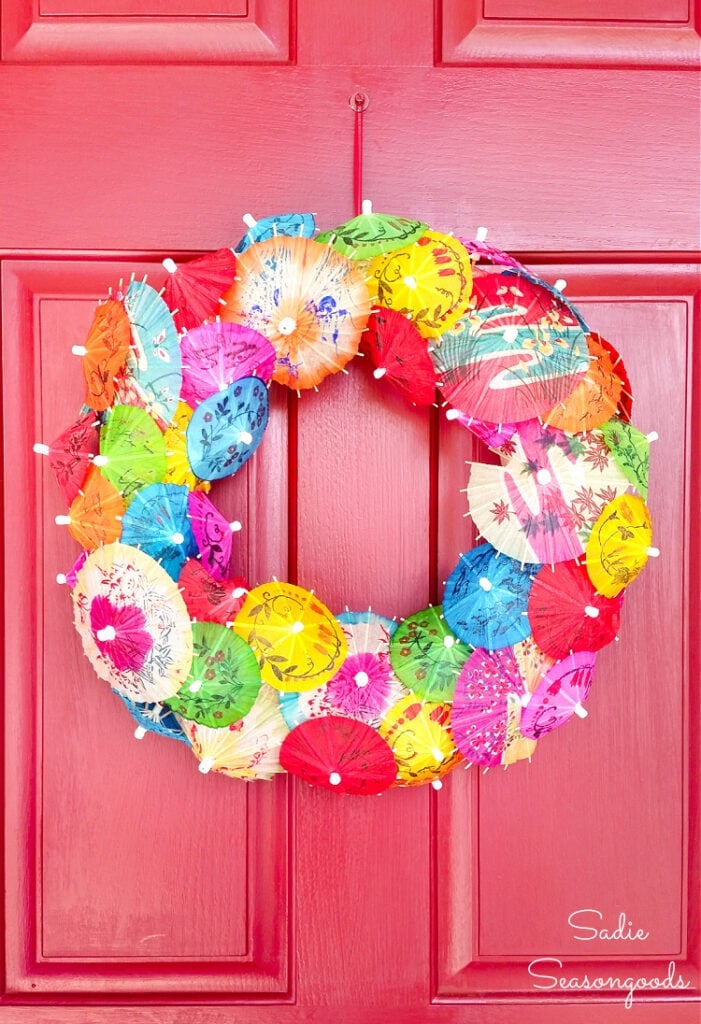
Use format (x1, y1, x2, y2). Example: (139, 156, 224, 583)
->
(458, 235, 528, 272)
(187, 490, 240, 580)
(599, 417, 653, 499)
(389, 605, 470, 702)
(520, 651, 596, 739)
(280, 716, 397, 794)
(114, 691, 188, 743)
(513, 635, 555, 694)
(586, 493, 656, 598)
(178, 558, 248, 625)
(234, 582, 347, 692)
(96, 403, 167, 503)
(430, 267, 590, 425)
(451, 646, 528, 766)
(164, 621, 262, 728)
(316, 201, 427, 260)
(180, 683, 289, 781)
(72, 542, 193, 702)
(543, 333, 626, 432)
(55, 464, 124, 550)
(442, 543, 537, 650)
(186, 377, 269, 482)
(161, 248, 236, 332)
(121, 279, 182, 424)
(502, 692, 538, 765)
(377, 696, 462, 787)
(369, 230, 472, 339)
(179, 321, 275, 408)
(162, 401, 211, 491)
(33, 411, 99, 505)
(445, 409, 518, 455)
(361, 306, 438, 406)
(528, 561, 623, 660)
(234, 211, 316, 254)
(220, 236, 371, 390)
(120, 482, 196, 580)
(465, 419, 635, 564)
(74, 298, 132, 412)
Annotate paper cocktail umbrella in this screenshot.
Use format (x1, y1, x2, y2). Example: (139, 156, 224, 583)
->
(120, 482, 195, 580)
(361, 306, 438, 406)
(162, 401, 210, 491)
(54, 464, 124, 549)
(528, 561, 623, 660)
(458, 233, 528, 272)
(586, 493, 657, 598)
(186, 377, 269, 482)
(280, 716, 397, 794)
(543, 333, 626, 432)
(234, 582, 347, 692)
(164, 621, 262, 728)
(442, 543, 536, 650)
(444, 408, 518, 455)
(161, 248, 236, 332)
(179, 321, 275, 408)
(96, 404, 167, 503)
(120, 279, 182, 424)
(316, 200, 427, 260)
(72, 298, 132, 411)
(114, 692, 188, 743)
(519, 651, 596, 739)
(451, 646, 530, 766)
(33, 411, 99, 504)
(187, 490, 241, 580)
(72, 542, 193, 702)
(389, 605, 470, 702)
(377, 696, 462, 787)
(233, 211, 316, 253)
(599, 417, 655, 499)
(178, 558, 248, 626)
(220, 235, 371, 390)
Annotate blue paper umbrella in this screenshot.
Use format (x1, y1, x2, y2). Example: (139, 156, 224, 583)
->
(234, 212, 316, 254)
(443, 543, 537, 650)
(186, 377, 269, 482)
(123, 279, 182, 424)
(120, 482, 196, 579)
(114, 690, 188, 744)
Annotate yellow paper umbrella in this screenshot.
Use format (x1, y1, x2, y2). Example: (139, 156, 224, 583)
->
(586, 493, 657, 597)
(378, 695, 463, 788)
(369, 230, 472, 339)
(54, 464, 125, 550)
(233, 582, 347, 691)
(162, 401, 210, 491)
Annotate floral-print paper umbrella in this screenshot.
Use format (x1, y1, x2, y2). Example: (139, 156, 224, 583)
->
(378, 696, 462, 788)
(178, 558, 248, 626)
(361, 307, 438, 406)
(220, 236, 371, 391)
(96, 403, 167, 503)
(186, 377, 269, 482)
(179, 321, 275, 408)
(180, 684, 289, 781)
(520, 651, 596, 739)
(234, 582, 347, 692)
(161, 248, 236, 332)
(280, 716, 397, 795)
(458, 233, 528, 272)
(164, 621, 261, 728)
(72, 542, 193, 702)
(120, 279, 182, 424)
(442, 543, 537, 650)
(389, 605, 471, 702)
(316, 200, 427, 260)
(33, 411, 99, 504)
(54, 464, 124, 550)
(451, 646, 528, 767)
(120, 482, 196, 580)
(528, 561, 622, 660)
(586, 493, 658, 598)
(430, 267, 590, 425)
(599, 417, 655, 499)
(234, 211, 316, 254)
(72, 298, 132, 412)
(187, 490, 241, 580)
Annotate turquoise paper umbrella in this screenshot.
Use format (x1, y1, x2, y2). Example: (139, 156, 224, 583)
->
(234, 211, 316, 253)
(122, 279, 182, 424)
(186, 377, 269, 482)
(120, 482, 196, 579)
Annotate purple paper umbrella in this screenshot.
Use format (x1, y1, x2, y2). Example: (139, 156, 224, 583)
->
(519, 650, 596, 739)
(187, 490, 241, 580)
(451, 646, 528, 766)
(180, 321, 276, 408)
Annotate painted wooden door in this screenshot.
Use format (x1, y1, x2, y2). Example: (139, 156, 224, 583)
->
(1, 1, 699, 1021)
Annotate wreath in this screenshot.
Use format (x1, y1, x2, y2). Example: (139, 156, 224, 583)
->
(37, 206, 658, 795)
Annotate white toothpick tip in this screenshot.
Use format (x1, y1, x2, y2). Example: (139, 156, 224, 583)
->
(520, 692, 532, 707)
(554, 278, 567, 292)
(93, 454, 109, 466)
(432, 779, 443, 790)
(431, 747, 446, 763)
(475, 226, 488, 241)
(354, 671, 369, 687)
(443, 634, 455, 648)
(71, 345, 87, 356)
(445, 408, 461, 421)
(647, 546, 660, 557)
(33, 443, 50, 455)
(329, 771, 342, 786)
(134, 726, 147, 740)
(188, 679, 203, 693)
(242, 213, 257, 227)
(478, 576, 493, 592)
(231, 587, 247, 599)
(573, 702, 588, 719)
(171, 532, 185, 545)
(162, 258, 178, 274)
(290, 621, 304, 634)
(96, 625, 116, 642)
(237, 431, 253, 445)
(229, 520, 242, 532)
(646, 431, 659, 442)
(503, 325, 518, 343)
(361, 199, 373, 215)
(584, 605, 600, 618)
(403, 275, 417, 289)
(198, 756, 215, 774)
(373, 366, 387, 379)
(55, 515, 71, 526)
(536, 469, 552, 485)
(56, 573, 67, 585)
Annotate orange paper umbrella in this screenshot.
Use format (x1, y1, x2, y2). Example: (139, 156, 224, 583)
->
(220, 236, 371, 390)
(586, 493, 658, 597)
(54, 464, 125, 550)
(72, 299, 132, 411)
(543, 333, 625, 432)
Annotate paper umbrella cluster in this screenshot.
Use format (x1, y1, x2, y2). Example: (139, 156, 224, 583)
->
(36, 204, 658, 794)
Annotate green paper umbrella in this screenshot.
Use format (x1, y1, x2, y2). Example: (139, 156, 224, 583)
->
(164, 621, 262, 728)
(599, 417, 655, 499)
(389, 605, 471, 702)
(316, 200, 428, 260)
(96, 404, 167, 503)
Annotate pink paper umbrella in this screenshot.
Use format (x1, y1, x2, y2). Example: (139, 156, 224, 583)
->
(520, 650, 596, 739)
(180, 321, 276, 408)
(451, 646, 528, 766)
(187, 491, 241, 580)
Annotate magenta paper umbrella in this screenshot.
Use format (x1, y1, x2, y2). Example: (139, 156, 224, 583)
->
(520, 651, 596, 739)
(445, 407, 518, 455)
(179, 321, 276, 408)
(458, 235, 528, 272)
(451, 646, 529, 766)
(187, 490, 242, 580)
(280, 716, 398, 794)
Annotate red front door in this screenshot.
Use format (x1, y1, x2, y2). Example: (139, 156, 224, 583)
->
(1, 1, 699, 1021)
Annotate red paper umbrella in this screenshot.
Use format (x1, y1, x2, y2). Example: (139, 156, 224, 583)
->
(528, 561, 623, 660)
(161, 249, 237, 332)
(178, 558, 248, 626)
(187, 491, 241, 580)
(599, 334, 633, 422)
(34, 411, 99, 504)
(361, 306, 438, 406)
(279, 716, 397, 794)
